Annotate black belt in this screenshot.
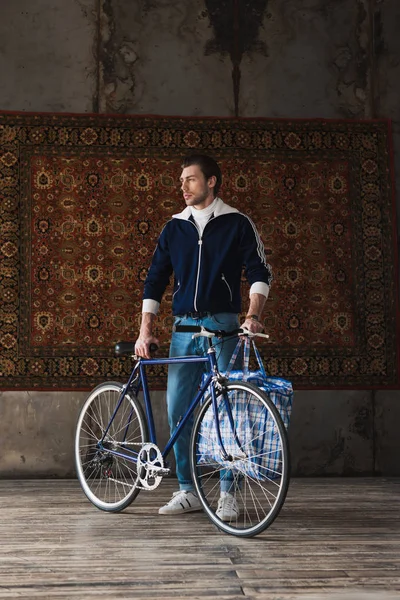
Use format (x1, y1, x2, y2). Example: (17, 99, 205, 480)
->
(177, 311, 212, 319)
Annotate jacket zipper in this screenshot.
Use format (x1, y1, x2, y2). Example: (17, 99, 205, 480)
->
(221, 273, 233, 302)
(194, 239, 202, 311)
(187, 220, 202, 312)
(172, 281, 180, 299)
(189, 217, 215, 311)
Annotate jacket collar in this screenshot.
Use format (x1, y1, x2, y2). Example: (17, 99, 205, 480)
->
(172, 197, 239, 220)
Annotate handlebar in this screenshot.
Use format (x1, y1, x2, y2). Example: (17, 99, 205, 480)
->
(173, 325, 269, 340)
(115, 328, 268, 357)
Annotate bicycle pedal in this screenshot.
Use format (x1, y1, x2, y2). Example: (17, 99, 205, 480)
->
(150, 466, 171, 477)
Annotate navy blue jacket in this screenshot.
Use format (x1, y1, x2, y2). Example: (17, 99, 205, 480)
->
(143, 199, 272, 315)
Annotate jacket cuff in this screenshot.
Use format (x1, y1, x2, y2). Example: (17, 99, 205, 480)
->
(249, 282, 270, 298)
(142, 299, 160, 315)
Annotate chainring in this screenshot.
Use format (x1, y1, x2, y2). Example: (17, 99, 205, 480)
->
(137, 443, 164, 490)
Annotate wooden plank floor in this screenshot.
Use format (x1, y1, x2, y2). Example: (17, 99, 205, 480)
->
(0, 478, 399, 599)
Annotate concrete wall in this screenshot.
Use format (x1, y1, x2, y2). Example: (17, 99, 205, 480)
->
(0, 0, 399, 477)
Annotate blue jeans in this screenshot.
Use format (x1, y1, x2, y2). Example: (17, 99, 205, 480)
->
(167, 312, 239, 492)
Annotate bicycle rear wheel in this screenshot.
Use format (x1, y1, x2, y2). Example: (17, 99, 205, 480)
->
(75, 381, 148, 512)
(190, 381, 290, 537)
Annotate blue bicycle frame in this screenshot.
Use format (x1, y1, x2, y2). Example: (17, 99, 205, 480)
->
(98, 345, 233, 465)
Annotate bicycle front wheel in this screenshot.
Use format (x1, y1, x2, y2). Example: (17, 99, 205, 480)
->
(190, 381, 290, 537)
(75, 381, 148, 512)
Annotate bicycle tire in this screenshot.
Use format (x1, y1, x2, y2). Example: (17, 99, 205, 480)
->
(75, 381, 148, 512)
(190, 381, 290, 537)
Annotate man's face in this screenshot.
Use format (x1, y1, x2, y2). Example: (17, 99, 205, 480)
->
(180, 164, 216, 210)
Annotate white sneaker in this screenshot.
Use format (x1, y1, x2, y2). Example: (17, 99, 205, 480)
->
(216, 492, 240, 522)
(158, 490, 202, 515)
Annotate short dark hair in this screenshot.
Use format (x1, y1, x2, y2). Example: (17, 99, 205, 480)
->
(181, 154, 222, 197)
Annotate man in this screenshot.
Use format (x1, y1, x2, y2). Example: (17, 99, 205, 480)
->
(135, 154, 272, 520)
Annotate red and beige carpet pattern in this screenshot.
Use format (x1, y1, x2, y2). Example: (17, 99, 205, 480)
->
(0, 113, 398, 388)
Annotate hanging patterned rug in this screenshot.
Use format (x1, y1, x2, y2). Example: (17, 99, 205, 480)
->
(0, 112, 398, 389)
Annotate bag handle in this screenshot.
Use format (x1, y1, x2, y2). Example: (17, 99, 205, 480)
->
(225, 336, 267, 378)
(225, 337, 243, 376)
(251, 339, 267, 379)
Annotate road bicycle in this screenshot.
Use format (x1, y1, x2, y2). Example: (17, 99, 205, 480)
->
(75, 325, 290, 538)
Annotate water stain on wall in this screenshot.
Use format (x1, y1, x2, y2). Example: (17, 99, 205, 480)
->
(204, 0, 268, 116)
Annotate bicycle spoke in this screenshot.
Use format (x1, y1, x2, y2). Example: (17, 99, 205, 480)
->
(75, 383, 148, 512)
(191, 381, 290, 537)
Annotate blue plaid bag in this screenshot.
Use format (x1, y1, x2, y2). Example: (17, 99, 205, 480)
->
(197, 337, 293, 480)
(224, 337, 293, 431)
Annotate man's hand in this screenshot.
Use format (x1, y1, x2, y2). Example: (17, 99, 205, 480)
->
(135, 312, 158, 358)
(134, 335, 159, 359)
(240, 317, 264, 335)
(241, 292, 266, 335)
